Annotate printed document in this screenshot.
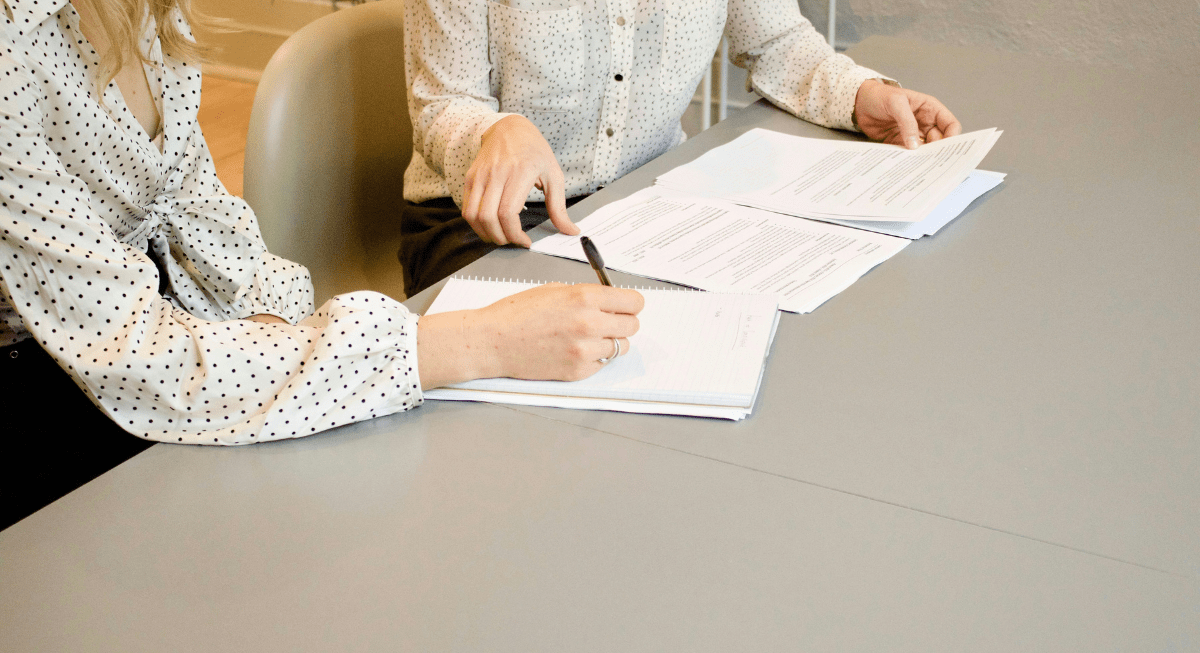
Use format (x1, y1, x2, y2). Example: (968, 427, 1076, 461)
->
(822, 169, 1007, 239)
(656, 127, 1002, 222)
(532, 187, 908, 314)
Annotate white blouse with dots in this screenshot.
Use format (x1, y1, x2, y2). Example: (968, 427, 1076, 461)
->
(1, 0, 422, 445)
(404, 0, 892, 206)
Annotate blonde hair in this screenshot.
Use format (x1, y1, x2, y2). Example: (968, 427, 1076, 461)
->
(83, 0, 211, 88)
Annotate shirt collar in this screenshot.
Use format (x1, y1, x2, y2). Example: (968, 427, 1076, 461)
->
(5, 0, 71, 37)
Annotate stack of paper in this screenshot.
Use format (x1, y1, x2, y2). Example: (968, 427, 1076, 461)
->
(424, 277, 780, 420)
(655, 128, 1004, 239)
(533, 127, 1003, 316)
(533, 187, 909, 314)
(824, 170, 1005, 238)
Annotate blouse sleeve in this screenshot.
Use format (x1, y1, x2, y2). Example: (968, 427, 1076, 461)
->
(0, 33, 423, 445)
(404, 0, 514, 205)
(725, 0, 894, 131)
(170, 123, 317, 326)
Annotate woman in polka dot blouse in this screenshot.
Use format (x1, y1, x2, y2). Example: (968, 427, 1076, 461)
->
(399, 0, 962, 295)
(0, 0, 642, 529)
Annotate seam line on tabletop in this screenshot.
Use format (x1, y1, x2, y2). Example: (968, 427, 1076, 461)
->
(500, 405, 1189, 580)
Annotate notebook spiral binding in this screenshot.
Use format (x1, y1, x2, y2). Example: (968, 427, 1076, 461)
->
(448, 276, 708, 293)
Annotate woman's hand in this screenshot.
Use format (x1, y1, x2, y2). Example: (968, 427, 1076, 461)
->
(462, 115, 580, 247)
(417, 284, 644, 389)
(853, 79, 962, 149)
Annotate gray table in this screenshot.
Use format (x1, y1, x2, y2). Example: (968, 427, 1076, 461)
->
(414, 36, 1200, 579)
(2, 38, 1197, 651)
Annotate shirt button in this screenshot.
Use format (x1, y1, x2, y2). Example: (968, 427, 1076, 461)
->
(615, 16, 626, 26)
(614, 74, 624, 82)
(606, 128, 615, 137)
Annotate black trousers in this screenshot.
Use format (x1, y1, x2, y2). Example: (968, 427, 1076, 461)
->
(398, 196, 585, 297)
(0, 339, 154, 531)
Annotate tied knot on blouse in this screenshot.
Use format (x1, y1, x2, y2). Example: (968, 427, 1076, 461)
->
(122, 170, 266, 304)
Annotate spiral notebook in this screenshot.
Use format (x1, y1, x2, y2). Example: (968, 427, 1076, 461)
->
(423, 277, 781, 420)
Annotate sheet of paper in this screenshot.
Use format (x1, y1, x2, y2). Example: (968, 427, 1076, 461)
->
(656, 127, 1001, 221)
(532, 187, 908, 313)
(423, 278, 780, 419)
(820, 170, 1007, 239)
(426, 388, 751, 420)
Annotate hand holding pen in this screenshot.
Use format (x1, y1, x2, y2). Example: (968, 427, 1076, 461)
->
(580, 236, 638, 364)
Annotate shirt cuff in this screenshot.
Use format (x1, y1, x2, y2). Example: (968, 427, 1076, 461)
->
(394, 309, 424, 408)
(230, 252, 316, 325)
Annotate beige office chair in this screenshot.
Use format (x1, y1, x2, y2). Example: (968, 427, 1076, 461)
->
(243, 1, 410, 304)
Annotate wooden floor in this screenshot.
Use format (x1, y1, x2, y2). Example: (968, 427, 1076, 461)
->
(197, 76, 257, 197)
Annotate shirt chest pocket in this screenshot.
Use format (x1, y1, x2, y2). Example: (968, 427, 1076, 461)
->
(488, 2, 586, 112)
(660, 0, 726, 96)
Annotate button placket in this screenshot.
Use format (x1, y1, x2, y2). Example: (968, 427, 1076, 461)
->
(593, 0, 635, 186)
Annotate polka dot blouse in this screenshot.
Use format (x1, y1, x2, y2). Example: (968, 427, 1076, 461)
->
(1, 0, 422, 445)
(404, 0, 892, 206)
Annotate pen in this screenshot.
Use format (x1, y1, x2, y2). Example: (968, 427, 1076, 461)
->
(579, 236, 613, 287)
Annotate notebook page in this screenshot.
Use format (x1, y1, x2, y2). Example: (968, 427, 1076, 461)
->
(424, 278, 779, 408)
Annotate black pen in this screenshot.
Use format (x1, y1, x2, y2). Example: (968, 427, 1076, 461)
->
(579, 236, 613, 286)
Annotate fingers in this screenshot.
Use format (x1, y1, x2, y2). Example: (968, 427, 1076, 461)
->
(540, 166, 579, 236)
(614, 338, 630, 358)
(588, 285, 645, 316)
(592, 336, 631, 362)
(913, 95, 961, 143)
(466, 115, 573, 247)
(920, 97, 962, 139)
(499, 167, 539, 248)
(467, 167, 532, 246)
(463, 169, 507, 245)
(461, 169, 487, 238)
(475, 179, 509, 244)
(600, 312, 641, 339)
(465, 164, 571, 248)
(548, 283, 645, 316)
(553, 285, 642, 337)
(939, 108, 963, 138)
(889, 93, 923, 150)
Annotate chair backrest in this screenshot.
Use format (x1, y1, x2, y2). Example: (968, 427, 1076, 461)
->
(243, 1, 411, 304)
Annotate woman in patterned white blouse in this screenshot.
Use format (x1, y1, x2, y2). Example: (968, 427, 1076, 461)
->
(399, 0, 963, 295)
(0, 0, 642, 530)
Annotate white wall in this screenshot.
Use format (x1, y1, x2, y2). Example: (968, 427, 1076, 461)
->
(201, 0, 1199, 123)
(682, 0, 1199, 135)
(801, 0, 1200, 77)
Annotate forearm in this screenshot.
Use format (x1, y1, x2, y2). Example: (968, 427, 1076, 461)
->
(416, 309, 499, 390)
(728, 0, 890, 130)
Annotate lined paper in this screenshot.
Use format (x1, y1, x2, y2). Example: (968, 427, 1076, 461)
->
(423, 278, 780, 418)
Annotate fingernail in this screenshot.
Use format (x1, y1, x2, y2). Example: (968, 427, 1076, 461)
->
(906, 137, 920, 149)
